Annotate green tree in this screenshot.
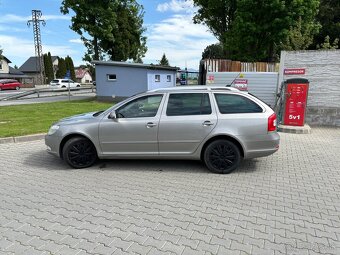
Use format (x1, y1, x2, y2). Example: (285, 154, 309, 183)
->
(312, 0, 340, 49)
(317, 35, 339, 49)
(159, 53, 169, 66)
(225, 0, 320, 61)
(194, 0, 320, 62)
(14, 65, 18, 69)
(65, 55, 76, 81)
(56, 57, 67, 78)
(61, 0, 147, 63)
(202, 43, 225, 59)
(43, 52, 54, 83)
(193, 0, 237, 43)
(281, 17, 318, 51)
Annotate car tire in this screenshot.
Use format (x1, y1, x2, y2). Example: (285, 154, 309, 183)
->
(62, 85, 66, 88)
(203, 139, 241, 174)
(62, 137, 97, 168)
(15, 86, 20, 90)
(76, 85, 80, 87)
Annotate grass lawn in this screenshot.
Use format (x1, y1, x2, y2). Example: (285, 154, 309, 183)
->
(0, 99, 113, 138)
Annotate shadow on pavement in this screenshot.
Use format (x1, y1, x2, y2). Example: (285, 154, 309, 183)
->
(25, 149, 259, 174)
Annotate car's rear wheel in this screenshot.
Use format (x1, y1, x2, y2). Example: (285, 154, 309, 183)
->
(203, 140, 241, 174)
(62, 137, 97, 168)
(15, 86, 20, 90)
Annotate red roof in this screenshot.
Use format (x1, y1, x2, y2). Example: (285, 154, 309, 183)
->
(75, 68, 90, 79)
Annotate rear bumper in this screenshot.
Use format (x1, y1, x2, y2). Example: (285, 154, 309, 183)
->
(241, 132, 280, 159)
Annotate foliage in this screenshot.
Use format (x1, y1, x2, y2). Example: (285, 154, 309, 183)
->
(317, 36, 339, 49)
(56, 57, 67, 78)
(14, 65, 18, 69)
(193, 0, 237, 42)
(0, 99, 112, 138)
(225, 0, 320, 61)
(61, 0, 147, 63)
(159, 53, 169, 66)
(65, 55, 76, 80)
(312, 0, 340, 49)
(202, 43, 225, 59)
(281, 17, 318, 51)
(195, 0, 320, 61)
(43, 52, 54, 83)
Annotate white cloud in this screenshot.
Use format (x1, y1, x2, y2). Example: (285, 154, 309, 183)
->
(0, 35, 79, 66)
(0, 14, 70, 23)
(143, 13, 217, 69)
(69, 39, 83, 44)
(157, 0, 195, 13)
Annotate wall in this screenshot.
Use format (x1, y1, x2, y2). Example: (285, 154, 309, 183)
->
(96, 65, 148, 100)
(147, 71, 175, 90)
(279, 50, 340, 126)
(81, 72, 92, 84)
(206, 72, 278, 107)
(0, 59, 10, 74)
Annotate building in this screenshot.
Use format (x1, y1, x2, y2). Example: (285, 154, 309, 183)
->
(0, 56, 30, 84)
(75, 68, 92, 84)
(93, 61, 178, 101)
(19, 56, 58, 84)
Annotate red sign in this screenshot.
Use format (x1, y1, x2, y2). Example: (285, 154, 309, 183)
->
(284, 68, 305, 75)
(234, 79, 248, 91)
(208, 75, 215, 81)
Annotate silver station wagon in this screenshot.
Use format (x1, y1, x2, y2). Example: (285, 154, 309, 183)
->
(45, 86, 280, 174)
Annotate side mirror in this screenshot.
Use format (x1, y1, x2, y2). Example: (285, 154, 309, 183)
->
(108, 111, 117, 119)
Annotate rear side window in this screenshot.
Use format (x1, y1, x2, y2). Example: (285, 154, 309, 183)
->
(214, 93, 263, 114)
(166, 93, 212, 116)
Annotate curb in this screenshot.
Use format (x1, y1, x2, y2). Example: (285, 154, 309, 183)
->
(278, 124, 311, 134)
(0, 133, 46, 144)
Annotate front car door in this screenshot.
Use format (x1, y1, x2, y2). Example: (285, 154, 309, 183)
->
(158, 92, 217, 155)
(98, 94, 164, 156)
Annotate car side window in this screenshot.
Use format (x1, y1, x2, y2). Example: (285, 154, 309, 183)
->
(116, 95, 163, 118)
(62, 80, 68, 83)
(166, 93, 212, 116)
(214, 93, 263, 114)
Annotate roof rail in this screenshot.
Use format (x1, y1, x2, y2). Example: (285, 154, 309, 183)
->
(149, 85, 241, 92)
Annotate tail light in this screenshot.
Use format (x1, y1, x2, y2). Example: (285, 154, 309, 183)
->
(268, 113, 277, 132)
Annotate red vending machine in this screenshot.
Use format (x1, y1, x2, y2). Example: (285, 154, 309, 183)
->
(283, 78, 309, 126)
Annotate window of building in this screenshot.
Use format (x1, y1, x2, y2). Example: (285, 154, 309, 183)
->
(107, 74, 117, 81)
(166, 93, 212, 116)
(214, 94, 263, 114)
(0, 62, 3, 70)
(167, 75, 171, 82)
(155, 75, 160, 82)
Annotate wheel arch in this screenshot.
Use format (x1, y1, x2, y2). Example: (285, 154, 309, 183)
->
(59, 133, 98, 159)
(200, 135, 245, 160)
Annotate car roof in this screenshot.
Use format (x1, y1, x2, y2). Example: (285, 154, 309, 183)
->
(149, 85, 245, 93)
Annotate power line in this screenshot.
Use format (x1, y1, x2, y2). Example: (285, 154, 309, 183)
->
(27, 10, 46, 85)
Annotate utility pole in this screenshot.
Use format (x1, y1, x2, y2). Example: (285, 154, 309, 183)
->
(28, 10, 46, 85)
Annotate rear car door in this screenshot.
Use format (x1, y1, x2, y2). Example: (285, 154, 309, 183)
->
(98, 94, 164, 156)
(158, 92, 217, 155)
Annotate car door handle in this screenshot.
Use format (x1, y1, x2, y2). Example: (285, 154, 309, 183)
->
(146, 122, 157, 128)
(202, 121, 214, 127)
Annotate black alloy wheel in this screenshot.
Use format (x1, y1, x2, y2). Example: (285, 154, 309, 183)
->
(204, 140, 241, 174)
(63, 137, 97, 168)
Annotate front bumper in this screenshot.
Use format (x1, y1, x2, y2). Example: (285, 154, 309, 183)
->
(45, 134, 61, 157)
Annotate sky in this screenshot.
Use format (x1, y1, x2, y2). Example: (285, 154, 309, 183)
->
(0, 0, 217, 70)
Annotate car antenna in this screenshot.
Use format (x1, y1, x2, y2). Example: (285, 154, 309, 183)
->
(226, 72, 241, 87)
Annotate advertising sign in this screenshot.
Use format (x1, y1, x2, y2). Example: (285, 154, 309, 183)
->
(284, 68, 305, 75)
(234, 79, 248, 91)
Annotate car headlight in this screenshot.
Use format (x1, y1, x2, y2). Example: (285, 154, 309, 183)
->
(48, 125, 60, 135)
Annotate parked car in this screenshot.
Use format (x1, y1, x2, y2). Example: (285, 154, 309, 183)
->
(0, 79, 22, 91)
(49, 79, 81, 89)
(45, 86, 280, 174)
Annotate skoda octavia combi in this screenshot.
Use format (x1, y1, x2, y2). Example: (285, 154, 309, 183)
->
(45, 86, 280, 174)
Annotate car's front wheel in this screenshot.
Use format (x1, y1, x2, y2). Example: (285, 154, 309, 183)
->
(62, 137, 97, 168)
(15, 86, 20, 90)
(204, 139, 241, 174)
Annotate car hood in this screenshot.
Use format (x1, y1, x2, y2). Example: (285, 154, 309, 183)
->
(58, 111, 100, 125)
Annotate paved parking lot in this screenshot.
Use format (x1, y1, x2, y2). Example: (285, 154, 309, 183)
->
(0, 127, 340, 255)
